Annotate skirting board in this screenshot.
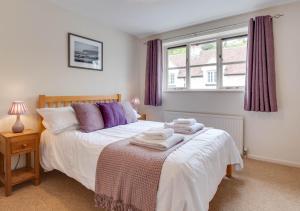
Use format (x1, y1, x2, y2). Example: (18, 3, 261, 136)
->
(248, 154, 300, 168)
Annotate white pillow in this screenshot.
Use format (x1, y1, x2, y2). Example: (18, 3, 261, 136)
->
(120, 101, 138, 123)
(37, 107, 79, 134)
(42, 120, 78, 134)
(136, 111, 141, 119)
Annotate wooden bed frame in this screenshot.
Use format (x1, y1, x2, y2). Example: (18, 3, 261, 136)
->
(38, 94, 121, 133)
(37, 93, 232, 177)
(38, 94, 121, 108)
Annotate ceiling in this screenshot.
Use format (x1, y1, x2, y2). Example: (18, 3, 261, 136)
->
(47, 0, 297, 38)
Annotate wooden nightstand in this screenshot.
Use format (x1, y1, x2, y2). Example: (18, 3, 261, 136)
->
(0, 129, 40, 196)
(138, 114, 146, 120)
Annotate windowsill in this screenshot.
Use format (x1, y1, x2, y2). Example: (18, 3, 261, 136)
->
(164, 88, 245, 93)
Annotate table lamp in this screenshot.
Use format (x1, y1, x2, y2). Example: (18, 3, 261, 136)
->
(131, 97, 140, 111)
(8, 101, 28, 133)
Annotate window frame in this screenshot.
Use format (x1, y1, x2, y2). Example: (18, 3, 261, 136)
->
(166, 45, 188, 89)
(207, 70, 217, 85)
(169, 72, 175, 85)
(163, 31, 248, 92)
(221, 35, 248, 89)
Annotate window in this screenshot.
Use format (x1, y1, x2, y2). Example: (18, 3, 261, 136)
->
(165, 33, 248, 91)
(169, 73, 175, 85)
(207, 71, 216, 84)
(167, 46, 187, 89)
(222, 36, 247, 88)
(190, 41, 217, 89)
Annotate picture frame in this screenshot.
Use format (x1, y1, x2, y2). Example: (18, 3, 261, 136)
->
(68, 33, 103, 71)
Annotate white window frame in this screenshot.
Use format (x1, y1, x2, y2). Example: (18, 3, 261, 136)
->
(169, 72, 175, 85)
(207, 70, 217, 84)
(163, 29, 248, 92)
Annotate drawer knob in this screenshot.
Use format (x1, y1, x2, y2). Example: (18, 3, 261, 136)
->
(22, 144, 28, 148)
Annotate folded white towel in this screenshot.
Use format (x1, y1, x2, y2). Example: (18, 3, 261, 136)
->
(164, 122, 204, 134)
(142, 128, 174, 140)
(130, 134, 184, 151)
(173, 118, 197, 125)
(169, 123, 197, 129)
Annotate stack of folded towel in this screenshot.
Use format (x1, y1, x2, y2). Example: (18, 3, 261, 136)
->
(164, 118, 204, 134)
(130, 128, 184, 151)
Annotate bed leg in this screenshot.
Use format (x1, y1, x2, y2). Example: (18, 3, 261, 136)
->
(226, 164, 233, 178)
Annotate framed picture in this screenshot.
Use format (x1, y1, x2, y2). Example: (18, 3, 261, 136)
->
(68, 33, 103, 71)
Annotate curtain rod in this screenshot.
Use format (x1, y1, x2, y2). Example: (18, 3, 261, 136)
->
(143, 14, 283, 44)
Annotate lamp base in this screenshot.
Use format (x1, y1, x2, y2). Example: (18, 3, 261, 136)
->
(12, 115, 24, 133)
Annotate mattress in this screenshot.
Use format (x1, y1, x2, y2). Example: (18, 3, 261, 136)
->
(40, 120, 243, 211)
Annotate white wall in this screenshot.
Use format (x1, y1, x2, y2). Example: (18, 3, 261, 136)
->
(0, 0, 140, 131)
(138, 2, 300, 167)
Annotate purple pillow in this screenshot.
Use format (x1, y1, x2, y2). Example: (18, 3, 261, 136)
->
(97, 102, 127, 128)
(72, 103, 104, 132)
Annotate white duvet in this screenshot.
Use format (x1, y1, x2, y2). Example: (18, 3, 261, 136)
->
(40, 120, 243, 211)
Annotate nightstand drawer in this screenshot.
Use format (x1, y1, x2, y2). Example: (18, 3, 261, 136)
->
(10, 138, 34, 154)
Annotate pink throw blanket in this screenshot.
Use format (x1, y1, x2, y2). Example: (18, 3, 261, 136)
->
(95, 137, 189, 211)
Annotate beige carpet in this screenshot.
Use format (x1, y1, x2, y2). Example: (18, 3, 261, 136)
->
(0, 159, 299, 211)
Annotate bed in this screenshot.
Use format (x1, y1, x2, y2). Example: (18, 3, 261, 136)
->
(38, 94, 243, 211)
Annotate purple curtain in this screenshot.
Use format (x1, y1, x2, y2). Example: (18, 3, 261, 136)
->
(244, 15, 277, 112)
(144, 39, 163, 106)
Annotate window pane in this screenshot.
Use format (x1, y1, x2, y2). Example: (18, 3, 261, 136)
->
(223, 63, 246, 87)
(222, 37, 247, 63)
(167, 46, 186, 68)
(168, 68, 186, 89)
(190, 42, 217, 66)
(190, 66, 217, 89)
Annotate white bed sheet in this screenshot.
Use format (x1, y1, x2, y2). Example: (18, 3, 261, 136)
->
(40, 120, 243, 211)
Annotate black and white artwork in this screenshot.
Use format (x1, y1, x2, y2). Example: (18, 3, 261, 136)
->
(68, 33, 103, 71)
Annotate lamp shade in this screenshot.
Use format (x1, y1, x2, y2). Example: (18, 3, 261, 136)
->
(131, 97, 140, 106)
(8, 101, 28, 115)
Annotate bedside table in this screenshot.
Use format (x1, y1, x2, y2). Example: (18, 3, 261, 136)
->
(138, 114, 146, 120)
(0, 129, 40, 196)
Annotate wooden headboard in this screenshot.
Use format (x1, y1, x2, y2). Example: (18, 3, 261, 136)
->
(38, 94, 121, 108)
(37, 94, 121, 132)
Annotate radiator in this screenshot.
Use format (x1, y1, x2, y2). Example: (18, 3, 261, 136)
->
(164, 110, 244, 154)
